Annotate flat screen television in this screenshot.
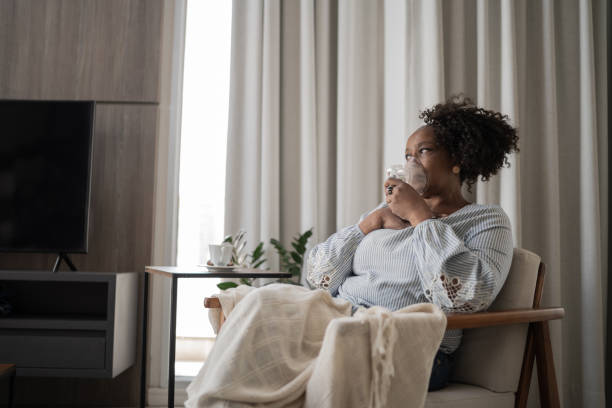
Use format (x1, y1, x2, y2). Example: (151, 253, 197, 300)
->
(0, 100, 94, 258)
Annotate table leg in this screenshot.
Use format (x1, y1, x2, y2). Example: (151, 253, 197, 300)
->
(140, 272, 149, 408)
(168, 276, 178, 408)
(8, 370, 15, 408)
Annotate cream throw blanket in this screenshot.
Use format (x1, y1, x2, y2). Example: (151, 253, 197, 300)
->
(186, 284, 446, 408)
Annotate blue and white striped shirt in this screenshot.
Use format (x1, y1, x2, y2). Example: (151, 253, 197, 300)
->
(305, 202, 514, 353)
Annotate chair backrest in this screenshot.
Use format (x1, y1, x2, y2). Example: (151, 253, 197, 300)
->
(450, 248, 541, 392)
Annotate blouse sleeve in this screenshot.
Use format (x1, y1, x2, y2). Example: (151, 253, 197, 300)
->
(411, 207, 514, 313)
(305, 202, 386, 295)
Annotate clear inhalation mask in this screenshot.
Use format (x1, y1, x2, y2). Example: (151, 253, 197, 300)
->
(385, 157, 428, 195)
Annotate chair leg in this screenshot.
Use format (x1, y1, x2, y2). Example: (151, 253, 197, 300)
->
(516, 263, 548, 408)
(515, 323, 536, 408)
(534, 321, 560, 408)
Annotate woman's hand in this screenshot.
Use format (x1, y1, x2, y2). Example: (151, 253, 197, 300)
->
(358, 207, 409, 235)
(384, 178, 433, 225)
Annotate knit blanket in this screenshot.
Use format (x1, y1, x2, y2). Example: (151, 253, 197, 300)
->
(186, 284, 446, 408)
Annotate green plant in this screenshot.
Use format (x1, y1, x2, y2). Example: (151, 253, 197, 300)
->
(270, 228, 313, 285)
(222, 230, 247, 266)
(248, 242, 267, 269)
(217, 241, 267, 291)
(216, 228, 313, 291)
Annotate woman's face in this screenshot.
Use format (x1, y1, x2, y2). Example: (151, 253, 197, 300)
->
(405, 126, 459, 197)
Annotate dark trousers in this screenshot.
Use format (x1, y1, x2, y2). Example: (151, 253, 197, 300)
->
(428, 349, 455, 391)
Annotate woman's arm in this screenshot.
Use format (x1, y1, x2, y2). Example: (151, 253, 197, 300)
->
(305, 202, 388, 294)
(411, 206, 514, 313)
(305, 224, 364, 294)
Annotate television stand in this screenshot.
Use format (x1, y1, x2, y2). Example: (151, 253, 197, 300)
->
(0, 270, 137, 378)
(52, 253, 77, 273)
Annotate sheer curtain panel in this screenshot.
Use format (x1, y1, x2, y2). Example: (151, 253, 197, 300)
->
(224, 1, 607, 407)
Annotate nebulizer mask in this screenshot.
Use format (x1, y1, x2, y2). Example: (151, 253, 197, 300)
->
(385, 157, 428, 195)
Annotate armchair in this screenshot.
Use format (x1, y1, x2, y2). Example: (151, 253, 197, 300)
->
(204, 248, 564, 408)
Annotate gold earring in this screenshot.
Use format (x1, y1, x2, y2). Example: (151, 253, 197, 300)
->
(452, 166, 460, 174)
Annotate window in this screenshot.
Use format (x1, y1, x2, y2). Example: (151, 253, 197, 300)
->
(175, 0, 232, 377)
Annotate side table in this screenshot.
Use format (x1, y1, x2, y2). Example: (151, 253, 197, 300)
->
(139, 267, 291, 408)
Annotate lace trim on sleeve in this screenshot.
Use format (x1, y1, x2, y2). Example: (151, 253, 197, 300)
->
(312, 274, 331, 289)
(305, 224, 363, 292)
(424, 273, 489, 313)
(306, 249, 334, 289)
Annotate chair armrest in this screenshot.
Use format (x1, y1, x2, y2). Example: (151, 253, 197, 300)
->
(446, 307, 564, 330)
(204, 297, 221, 308)
(204, 297, 564, 330)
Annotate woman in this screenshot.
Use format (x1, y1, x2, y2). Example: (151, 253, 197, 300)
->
(306, 95, 519, 391)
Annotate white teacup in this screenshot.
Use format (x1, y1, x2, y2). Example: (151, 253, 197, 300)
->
(209, 243, 233, 266)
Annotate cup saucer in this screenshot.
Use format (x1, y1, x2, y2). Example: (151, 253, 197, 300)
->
(197, 261, 237, 271)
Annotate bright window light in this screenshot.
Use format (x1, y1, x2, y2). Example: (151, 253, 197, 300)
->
(175, 0, 232, 376)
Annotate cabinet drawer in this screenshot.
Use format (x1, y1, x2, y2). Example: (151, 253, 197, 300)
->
(0, 329, 106, 369)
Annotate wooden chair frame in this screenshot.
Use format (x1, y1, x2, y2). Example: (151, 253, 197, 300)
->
(204, 262, 564, 408)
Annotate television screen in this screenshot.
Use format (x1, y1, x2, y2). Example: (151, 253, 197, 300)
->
(0, 100, 94, 253)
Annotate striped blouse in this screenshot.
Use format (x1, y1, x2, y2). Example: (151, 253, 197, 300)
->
(305, 202, 514, 353)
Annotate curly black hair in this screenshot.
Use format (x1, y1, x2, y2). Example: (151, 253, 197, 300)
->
(419, 95, 519, 190)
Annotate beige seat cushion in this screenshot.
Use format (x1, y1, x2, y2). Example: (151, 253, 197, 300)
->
(450, 248, 540, 392)
(425, 382, 514, 408)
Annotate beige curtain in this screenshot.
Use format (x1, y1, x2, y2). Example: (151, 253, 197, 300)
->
(225, 0, 383, 254)
(225, 0, 607, 406)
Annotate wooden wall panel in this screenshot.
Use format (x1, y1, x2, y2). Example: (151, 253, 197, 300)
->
(0, 104, 156, 273)
(0, 0, 163, 102)
(0, 103, 157, 406)
(0, 0, 169, 405)
(75, 104, 156, 273)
